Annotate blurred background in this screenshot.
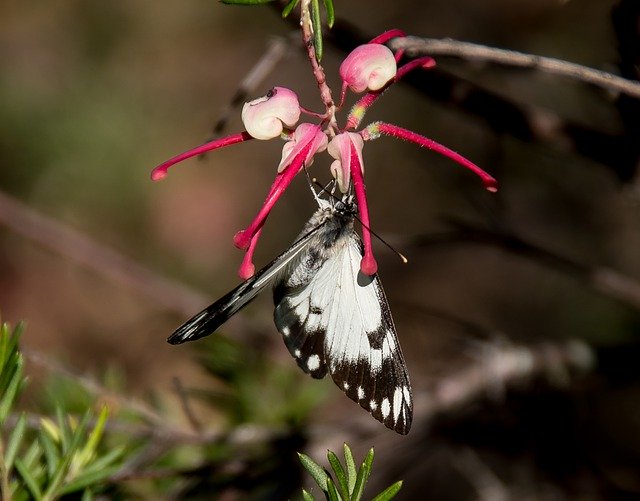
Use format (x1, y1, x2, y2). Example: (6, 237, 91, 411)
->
(1, 0, 639, 498)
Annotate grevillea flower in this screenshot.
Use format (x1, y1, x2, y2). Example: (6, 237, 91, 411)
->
(327, 132, 364, 193)
(278, 123, 328, 173)
(339, 44, 397, 93)
(151, 30, 498, 279)
(241, 87, 301, 140)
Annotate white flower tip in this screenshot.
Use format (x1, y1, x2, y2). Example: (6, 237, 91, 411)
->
(241, 87, 301, 140)
(340, 44, 397, 93)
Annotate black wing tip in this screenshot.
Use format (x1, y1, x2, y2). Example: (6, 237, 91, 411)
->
(166, 333, 187, 345)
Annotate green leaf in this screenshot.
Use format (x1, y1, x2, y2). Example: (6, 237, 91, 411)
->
(44, 411, 91, 499)
(282, 0, 299, 18)
(350, 448, 374, 501)
(343, 444, 357, 496)
(327, 449, 349, 501)
(0, 356, 24, 423)
(75, 407, 109, 469)
(220, 0, 276, 4)
(58, 464, 121, 495)
(21, 438, 43, 470)
(323, 0, 334, 28)
(302, 488, 315, 501)
(298, 452, 329, 492)
(326, 476, 341, 501)
(38, 428, 60, 480)
(14, 457, 43, 501)
(371, 481, 403, 501)
(75, 446, 124, 477)
(310, 0, 323, 61)
(5, 412, 27, 471)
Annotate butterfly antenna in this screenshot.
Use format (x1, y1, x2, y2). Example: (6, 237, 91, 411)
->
(311, 178, 408, 265)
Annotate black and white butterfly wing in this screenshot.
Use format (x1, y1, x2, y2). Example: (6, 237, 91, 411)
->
(167, 228, 320, 345)
(273, 218, 413, 435)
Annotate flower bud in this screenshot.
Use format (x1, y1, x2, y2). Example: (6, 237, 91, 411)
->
(327, 132, 364, 193)
(241, 87, 301, 140)
(277, 123, 328, 173)
(339, 44, 397, 93)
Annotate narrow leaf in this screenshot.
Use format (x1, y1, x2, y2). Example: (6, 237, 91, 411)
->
(5, 413, 28, 470)
(58, 464, 122, 495)
(76, 406, 109, 468)
(371, 481, 403, 501)
(38, 429, 60, 479)
(14, 457, 43, 501)
(282, 0, 299, 18)
(343, 444, 357, 496)
(310, 0, 323, 61)
(302, 488, 315, 501)
(351, 448, 374, 501)
(327, 450, 349, 501)
(323, 0, 334, 28)
(298, 452, 329, 492)
(0, 357, 24, 423)
(326, 476, 341, 501)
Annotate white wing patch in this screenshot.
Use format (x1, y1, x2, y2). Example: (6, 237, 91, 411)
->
(274, 232, 413, 434)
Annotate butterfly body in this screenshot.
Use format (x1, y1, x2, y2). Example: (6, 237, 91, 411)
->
(168, 197, 412, 434)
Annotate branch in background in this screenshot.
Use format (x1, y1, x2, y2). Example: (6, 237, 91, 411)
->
(414, 339, 594, 422)
(0, 190, 207, 317)
(388, 36, 640, 100)
(316, 17, 640, 182)
(409, 221, 640, 312)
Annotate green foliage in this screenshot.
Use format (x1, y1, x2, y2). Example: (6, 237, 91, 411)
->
(221, 0, 336, 60)
(0, 321, 124, 500)
(298, 443, 403, 501)
(194, 334, 328, 427)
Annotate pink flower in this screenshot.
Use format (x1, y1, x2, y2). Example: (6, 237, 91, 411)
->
(327, 132, 364, 193)
(277, 123, 328, 173)
(151, 31, 498, 279)
(241, 87, 301, 140)
(340, 44, 397, 93)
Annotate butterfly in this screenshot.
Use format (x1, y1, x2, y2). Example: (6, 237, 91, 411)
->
(167, 194, 413, 434)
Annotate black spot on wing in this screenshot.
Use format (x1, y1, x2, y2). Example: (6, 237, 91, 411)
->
(366, 326, 386, 350)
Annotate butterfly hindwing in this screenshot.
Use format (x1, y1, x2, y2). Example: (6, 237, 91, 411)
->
(274, 227, 413, 434)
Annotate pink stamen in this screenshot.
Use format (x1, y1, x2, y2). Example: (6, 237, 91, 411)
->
(151, 132, 254, 181)
(368, 29, 407, 62)
(345, 56, 436, 130)
(233, 139, 315, 250)
(349, 141, 377, 276)
(373, 122, 498, 192)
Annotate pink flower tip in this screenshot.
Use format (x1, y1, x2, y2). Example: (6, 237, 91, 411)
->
(150, 169, 167, 181)
(238, 260, 255, 280)
(484, 179, 499, 192)
(233, 229, 250, 250)
(360, 254, 378, 276)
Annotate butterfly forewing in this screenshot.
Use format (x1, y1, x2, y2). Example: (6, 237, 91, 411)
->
(273, 209, 413, 434)
(167, 225, 322, 345)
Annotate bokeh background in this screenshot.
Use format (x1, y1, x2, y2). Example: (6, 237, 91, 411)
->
(1, 0, 639, 498)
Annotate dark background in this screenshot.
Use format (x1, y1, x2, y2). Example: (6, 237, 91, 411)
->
(1, 0, 639, 498)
